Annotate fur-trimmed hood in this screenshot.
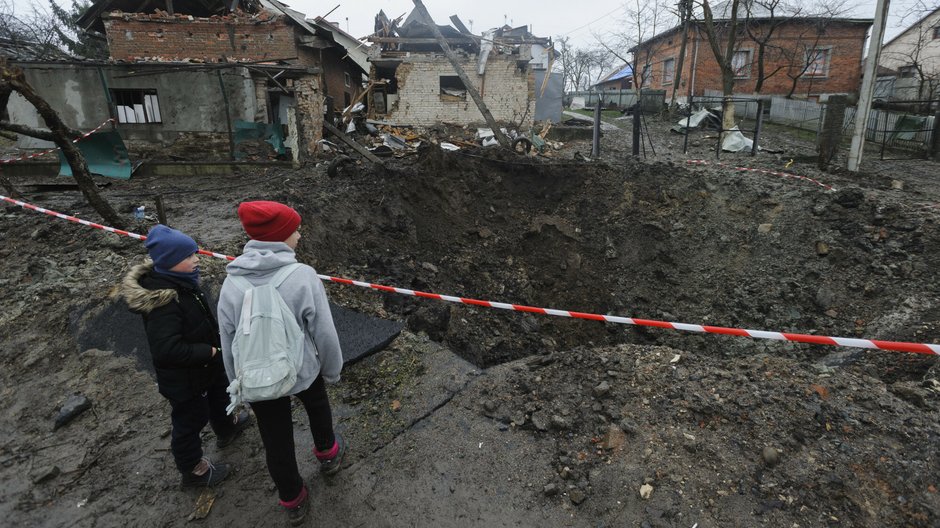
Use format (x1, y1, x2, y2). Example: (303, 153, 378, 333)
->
(116, 261, 178, 314)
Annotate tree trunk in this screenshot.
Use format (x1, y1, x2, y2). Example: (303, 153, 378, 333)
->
(754, 43, 766, 93)
(670, 13, 690, 113)
(1, 66, 124, 228)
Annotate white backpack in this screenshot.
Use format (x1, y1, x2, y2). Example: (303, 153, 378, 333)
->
(225, 263, 304, 413)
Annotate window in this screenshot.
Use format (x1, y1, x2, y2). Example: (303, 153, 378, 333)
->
(899, 65, 917, 79)
(732, 50, 751, 78)
(641, 64, 651, 87)
(439, 76, 467, 100)
(805, 47, 831, 77)
(344, 72, 351, 88)
(662, 58, 675, 85)
(111, 89, 161, 124)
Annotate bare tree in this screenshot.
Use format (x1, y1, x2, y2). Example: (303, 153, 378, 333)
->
(555, 36, 615, 92)
(0, 61, 123, 227)
(595, 0, 677, 97)
(695, 0, 743, 137)
(773, 0, 851, 98)
(0, 0, 66, 59)
(742, 0, 802, 94)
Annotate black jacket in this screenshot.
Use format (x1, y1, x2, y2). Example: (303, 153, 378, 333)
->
(118, 262, 227, 403)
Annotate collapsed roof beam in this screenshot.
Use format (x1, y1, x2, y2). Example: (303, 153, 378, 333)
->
(410, 0, 511, 149)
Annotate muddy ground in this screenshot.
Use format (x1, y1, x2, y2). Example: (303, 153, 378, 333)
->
(0, 114, 938, 527)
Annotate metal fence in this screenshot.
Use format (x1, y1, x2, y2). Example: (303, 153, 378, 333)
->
(568, 90, 637, 109)
(701, 90, 937, 156)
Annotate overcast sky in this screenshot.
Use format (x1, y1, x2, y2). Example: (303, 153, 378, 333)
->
(285, 0, 922, 47)
(27, 0, 927, 49)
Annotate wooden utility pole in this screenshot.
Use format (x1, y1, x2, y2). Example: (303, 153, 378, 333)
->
(847, 0, 890, 172)
(411, 0, 512, 149)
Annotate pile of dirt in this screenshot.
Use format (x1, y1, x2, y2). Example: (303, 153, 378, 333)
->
(0, 127, 938, 526)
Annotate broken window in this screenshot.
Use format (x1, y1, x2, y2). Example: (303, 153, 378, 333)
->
(111, 89, 162, 124)
(732, 50, 751, 78)
(662, 58, 675, 85)
(805, 47, 830, 77)
(440, 76, 467, 100)
(899, 65, 917, 79)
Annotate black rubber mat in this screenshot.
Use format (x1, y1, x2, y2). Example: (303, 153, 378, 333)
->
(71, 299, 403, 378)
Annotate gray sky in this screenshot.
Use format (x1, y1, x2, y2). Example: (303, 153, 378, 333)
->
(26, 0, 926, 49)
(286, 0, 920, 47)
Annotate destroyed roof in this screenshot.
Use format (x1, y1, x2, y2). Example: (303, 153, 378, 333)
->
(78, 0, 263, 33)
(310, 17, 371, 73)
(77, 0, 367, 74)
(595, 64, 633, 85)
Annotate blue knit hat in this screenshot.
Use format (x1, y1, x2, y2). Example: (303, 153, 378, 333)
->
(145, 224, 198, 273)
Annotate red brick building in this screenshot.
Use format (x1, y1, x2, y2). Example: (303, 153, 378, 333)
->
(633, 16, 872, 100)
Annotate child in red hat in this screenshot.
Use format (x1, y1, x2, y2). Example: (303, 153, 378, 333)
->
(217, 201, 345, 526)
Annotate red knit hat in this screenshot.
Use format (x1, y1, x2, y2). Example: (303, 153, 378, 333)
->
(237, 201, 301, 242)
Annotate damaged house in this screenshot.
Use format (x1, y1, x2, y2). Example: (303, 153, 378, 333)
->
(366, 10, 562, 127)
(6, 0, 368, 166)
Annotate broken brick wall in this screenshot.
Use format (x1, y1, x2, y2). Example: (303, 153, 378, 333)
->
(102, 11, 298, 63)
(288, 76, 324, 158)
(378, 53, 535, 127)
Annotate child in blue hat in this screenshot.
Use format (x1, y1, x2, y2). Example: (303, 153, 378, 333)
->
(116, 224, 251, 488)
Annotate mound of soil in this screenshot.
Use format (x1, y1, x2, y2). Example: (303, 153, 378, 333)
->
(0, 122, 937, 526)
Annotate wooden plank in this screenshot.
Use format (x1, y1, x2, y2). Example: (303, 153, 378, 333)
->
(323, 121, 384, 164)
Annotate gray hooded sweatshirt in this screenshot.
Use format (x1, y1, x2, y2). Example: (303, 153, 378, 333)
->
(217, 240, 342, 393)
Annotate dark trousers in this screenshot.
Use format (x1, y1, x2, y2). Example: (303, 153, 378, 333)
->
(249, 375, 335, 502)
(168, 375, 235, 474)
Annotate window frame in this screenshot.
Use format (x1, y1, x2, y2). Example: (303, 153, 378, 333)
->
(662, 57, 676, 85)
(439, 75, 468, 101)
(804, 46, 832, 78)
(732, 49, 752, 79)
(898, 65, 917, 79)
(344, 72, 351, 88)
(110, 88, 162, 124)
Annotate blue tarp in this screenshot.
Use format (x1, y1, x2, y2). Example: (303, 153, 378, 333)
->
(58, 130, 132, 180)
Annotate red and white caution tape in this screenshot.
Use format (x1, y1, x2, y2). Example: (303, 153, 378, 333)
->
(2, 194, 937, 356)
(0, 118, 115, 164)
(686, 159, 835, 191)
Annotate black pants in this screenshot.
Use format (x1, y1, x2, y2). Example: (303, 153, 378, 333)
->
(249, 375, 335, 502)
(168, 374, 235, 474)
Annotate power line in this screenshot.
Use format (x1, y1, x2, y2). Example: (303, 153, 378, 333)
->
(558, 5, 628, 37)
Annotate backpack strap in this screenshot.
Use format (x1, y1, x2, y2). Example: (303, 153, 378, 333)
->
(269, 263, 303, 289)
(227, 275, 253, 293)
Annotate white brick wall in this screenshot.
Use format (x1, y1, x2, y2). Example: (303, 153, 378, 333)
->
(385, 53, 535, 127)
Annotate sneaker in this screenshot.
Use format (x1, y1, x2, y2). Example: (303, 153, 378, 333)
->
(180, 457, 231, 488)
(216, 409, 253, 448)
(315, 431, 346, 476)
(279, 485, 309, 527)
